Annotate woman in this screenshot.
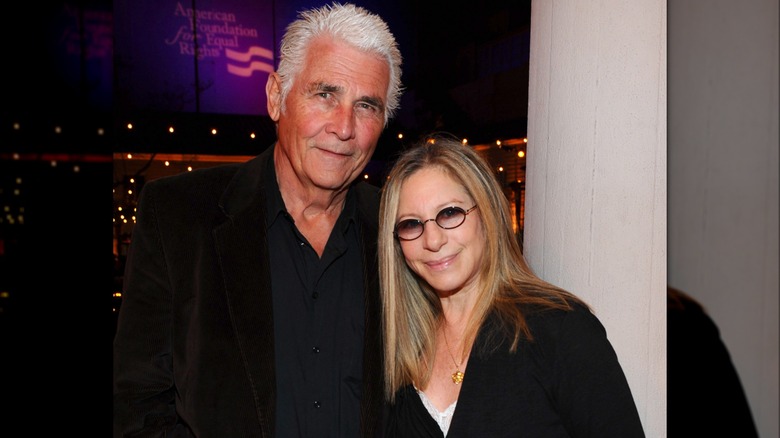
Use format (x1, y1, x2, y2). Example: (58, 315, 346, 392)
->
(378, 136, 645, 437)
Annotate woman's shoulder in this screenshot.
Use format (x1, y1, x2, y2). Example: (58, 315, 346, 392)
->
(522, 300, 605, 340)
(522, 298, 591, 319)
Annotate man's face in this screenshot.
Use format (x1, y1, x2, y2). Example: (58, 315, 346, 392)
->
(268, 37, 390, 192)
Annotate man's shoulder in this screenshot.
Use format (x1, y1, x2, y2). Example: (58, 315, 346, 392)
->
(350, 181, 381, 230)
(148, 161, 241, 188)
(351, 181, 380, 207)
(139, 162, 245, 211)
(352, 180, 381, 196)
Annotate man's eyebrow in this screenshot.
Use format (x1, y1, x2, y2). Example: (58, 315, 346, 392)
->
(310, 82, 385, 109)
(359, 96, 384, 109)
(317, 83, 344, 93)
(310, 82, 342, 93)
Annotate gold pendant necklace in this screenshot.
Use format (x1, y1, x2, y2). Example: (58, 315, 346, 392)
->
(442, 329, 465, 384)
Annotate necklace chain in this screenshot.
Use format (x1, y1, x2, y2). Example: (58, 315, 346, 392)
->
(442, 328, 465, 384)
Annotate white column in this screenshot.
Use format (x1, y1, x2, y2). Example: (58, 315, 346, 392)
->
(525, 1, 667, 437)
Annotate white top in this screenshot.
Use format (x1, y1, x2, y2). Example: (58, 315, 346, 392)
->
(416, 387, 457, 436)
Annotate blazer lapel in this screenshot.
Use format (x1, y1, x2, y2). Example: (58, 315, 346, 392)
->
(356, 184, 384, 437)
(213, 151, 276, 436)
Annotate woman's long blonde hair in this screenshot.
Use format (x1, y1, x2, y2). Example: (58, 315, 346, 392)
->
(379, 135, 587, 401)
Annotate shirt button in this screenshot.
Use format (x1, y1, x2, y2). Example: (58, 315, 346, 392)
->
(312, 291, 319, 299)
(312, 346, 320, 354)
(313, 400, 321, 408)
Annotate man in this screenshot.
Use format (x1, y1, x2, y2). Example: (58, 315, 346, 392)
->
(113, 3, 403, 436)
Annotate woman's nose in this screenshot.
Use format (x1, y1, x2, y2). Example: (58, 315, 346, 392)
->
(421, 220, 446, 251)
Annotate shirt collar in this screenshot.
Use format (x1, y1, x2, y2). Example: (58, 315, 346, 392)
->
(263, 154, 358, 233)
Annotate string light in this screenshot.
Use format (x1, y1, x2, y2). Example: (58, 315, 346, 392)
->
(3, 122, 525, 266)
(104, 128, 528, 244)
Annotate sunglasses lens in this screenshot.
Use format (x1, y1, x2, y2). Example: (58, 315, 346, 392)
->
(395, 219, 423, 240)
(436, 207, 466, 229)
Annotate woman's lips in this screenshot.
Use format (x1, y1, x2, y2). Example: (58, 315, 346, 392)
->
(425, 254, 456, 271)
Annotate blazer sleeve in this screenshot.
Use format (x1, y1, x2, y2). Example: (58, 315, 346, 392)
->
(551, 306, 646, 437)
(113, 180, 182, 437)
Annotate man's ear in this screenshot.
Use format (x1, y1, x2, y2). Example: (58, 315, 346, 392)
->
(266, 72, 282, 121)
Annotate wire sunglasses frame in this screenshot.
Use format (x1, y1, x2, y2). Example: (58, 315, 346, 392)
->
(393, 205, 479, 241)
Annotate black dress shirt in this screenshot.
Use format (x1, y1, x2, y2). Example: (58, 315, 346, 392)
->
(264, 160, 365, 437)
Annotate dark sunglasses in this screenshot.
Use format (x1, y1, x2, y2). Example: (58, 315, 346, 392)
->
(393, 205, 478, 241)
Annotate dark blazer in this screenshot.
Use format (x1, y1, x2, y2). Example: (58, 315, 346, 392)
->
(113, 146, 384, 437)
(385, 304, 645, 437)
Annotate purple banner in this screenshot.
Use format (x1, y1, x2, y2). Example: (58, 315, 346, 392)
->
(115, 0, 274, 115)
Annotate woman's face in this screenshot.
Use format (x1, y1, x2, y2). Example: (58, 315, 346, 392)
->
(395, 167, 485, 297)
